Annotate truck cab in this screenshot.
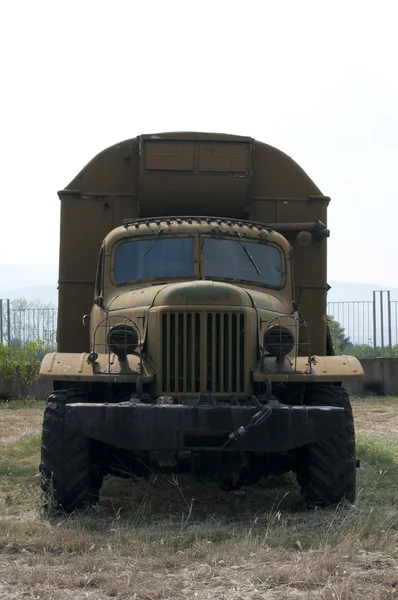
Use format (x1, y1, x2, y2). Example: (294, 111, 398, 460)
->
(91, 218, 297, 400)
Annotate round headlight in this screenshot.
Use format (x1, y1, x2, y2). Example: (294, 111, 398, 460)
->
(263, 325, 294, 357)
(108, 324, 139, 357)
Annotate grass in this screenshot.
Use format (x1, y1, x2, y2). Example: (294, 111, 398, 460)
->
(0, 398, 398, 599)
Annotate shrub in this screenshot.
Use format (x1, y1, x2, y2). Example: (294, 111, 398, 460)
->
(0, 340, 48, 396)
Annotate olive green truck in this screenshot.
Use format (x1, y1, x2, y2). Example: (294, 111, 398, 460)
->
(39, 132, 364, 511)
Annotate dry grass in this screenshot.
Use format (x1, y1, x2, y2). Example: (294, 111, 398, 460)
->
(354, 395, 398, 439)
(0, 398, 44, 444)
(0, 397, 398, 599)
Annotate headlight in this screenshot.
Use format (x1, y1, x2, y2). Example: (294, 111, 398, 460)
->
(108, 324, 139, 357)
(263, 325, 294, 357)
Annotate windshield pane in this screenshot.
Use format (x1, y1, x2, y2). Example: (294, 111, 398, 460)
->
(203, 238, 282, 287)
(114, 237, 194, 283)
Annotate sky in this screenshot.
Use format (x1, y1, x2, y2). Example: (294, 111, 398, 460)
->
(1, 0, 397, 287)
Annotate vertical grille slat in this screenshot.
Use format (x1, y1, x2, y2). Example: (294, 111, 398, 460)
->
(175, 313, 181, 391)
(183, 313, 188, 392)
(200, 314, 207, 392)
(206, 314, 213, 391)
(234, 314, 239, 393)
(187, 313, 193, 392)
(170, 313, 175, 391)
(215, 314, 221, 392)
(194, 313, 200, 392)
(239, 314, 245, 389)
(166, 314, 171, 391)
(161, 311, 245, 395)
(227, 313, 233, 392)
(220, 314, 225, 392)
(211, 314, 216, 391)
(162, 314, 167, 391)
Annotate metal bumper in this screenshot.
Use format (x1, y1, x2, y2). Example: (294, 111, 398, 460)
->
(65, 402, 344, 452)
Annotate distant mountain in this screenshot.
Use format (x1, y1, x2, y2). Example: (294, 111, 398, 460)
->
(0, 264, 397, 306)
(3, 285, 58, 305)
(0, 264, 57, 299)
(327, 282, 398, 303)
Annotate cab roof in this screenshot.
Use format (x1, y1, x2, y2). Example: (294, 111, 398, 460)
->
(103, 216, 291, 253)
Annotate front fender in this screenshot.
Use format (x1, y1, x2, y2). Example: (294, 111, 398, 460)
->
(252, 354, 364, 383)
(40, 352, 154, 383)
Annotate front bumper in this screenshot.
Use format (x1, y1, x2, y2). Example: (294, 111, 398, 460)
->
(65, 401, 344, 452)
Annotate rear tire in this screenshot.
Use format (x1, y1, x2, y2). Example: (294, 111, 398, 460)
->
(40, 389, 102, 512)
(295, 384, 356, 508)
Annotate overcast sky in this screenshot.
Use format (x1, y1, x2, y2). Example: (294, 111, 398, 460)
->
(1, 0, 397, 287)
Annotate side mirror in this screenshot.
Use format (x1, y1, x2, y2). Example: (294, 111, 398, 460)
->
(82, 314, 90, 326)
(95, 295, 104, 308)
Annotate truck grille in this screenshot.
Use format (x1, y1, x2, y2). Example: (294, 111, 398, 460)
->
(161, 312, 246, 394)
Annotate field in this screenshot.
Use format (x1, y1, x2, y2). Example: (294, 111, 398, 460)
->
(1, 398, 398, 599)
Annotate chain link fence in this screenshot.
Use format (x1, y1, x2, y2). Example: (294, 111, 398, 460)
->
(0, 299, 58, 350)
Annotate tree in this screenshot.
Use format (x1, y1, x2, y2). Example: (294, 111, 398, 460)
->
(327, 316, 351, 354)
(347, 343, 398, 358)
(345, 344, 374, 358)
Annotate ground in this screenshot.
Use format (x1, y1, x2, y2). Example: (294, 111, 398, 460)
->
(0, 397, 398, 599)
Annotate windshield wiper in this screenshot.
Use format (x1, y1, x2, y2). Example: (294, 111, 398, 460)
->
(141, 229, 163, 259)
(237, 233, 261, 275)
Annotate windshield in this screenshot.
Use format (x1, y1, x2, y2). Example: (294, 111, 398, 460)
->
(203, 237, 282, 287)
(114, 237, 194, 283)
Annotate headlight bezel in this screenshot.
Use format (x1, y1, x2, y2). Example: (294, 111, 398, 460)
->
(107, 323, 140, 358)
(263, 325, 295, 358)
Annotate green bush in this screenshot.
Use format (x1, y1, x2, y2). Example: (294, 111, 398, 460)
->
(0, 340, 47, 396)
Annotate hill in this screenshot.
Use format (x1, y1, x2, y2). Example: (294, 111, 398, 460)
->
(0, 264, 57, 300)
(327, 282, 398, 303)
(1, 264, 397, 305)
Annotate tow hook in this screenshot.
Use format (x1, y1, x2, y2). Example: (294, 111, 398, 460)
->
(225, 392, 274, 446)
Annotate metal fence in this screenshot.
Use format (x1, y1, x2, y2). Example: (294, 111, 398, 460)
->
(0, 299, 58, 350)
(327, 291, 398, 357)
(1, 291, 398, 357)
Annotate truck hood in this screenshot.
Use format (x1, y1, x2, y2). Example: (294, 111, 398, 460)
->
(108, 280, 291, 313)
(108, 284, 170, 311)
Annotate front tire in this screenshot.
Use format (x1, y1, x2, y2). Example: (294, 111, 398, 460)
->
(296, 384, 356, 508)
(40, 389, 102, 512)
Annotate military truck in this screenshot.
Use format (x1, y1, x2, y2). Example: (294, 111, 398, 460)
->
(39, 132, 364, 511)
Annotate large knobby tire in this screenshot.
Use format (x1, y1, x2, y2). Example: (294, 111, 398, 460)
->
(40, 389, 101, 512)
(295, 384, 356, 508)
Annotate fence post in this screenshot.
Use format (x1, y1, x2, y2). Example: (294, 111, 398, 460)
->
(6, 299, 11, 345)
(372, 291, 377, 357)
(380, 291, 385, 358)
(387, 290, 392, 357)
